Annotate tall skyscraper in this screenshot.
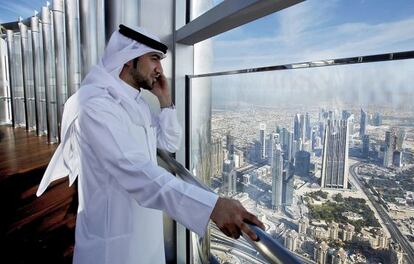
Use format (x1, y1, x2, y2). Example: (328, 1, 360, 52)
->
(373, 112, 382, 126)
(359, 109, 367, 138)
(282, 161, 294, 206)
(272, 144, 283, 210)
(384, 130, 397, 167)
(227, 170, 237, 195)
(211, 137, 224, 177)
(280, 128, 293, 162)
(305, 112, 311, 141)
(226, 132, 235, 156)
(321, 119, 349, 189)
(259, 123, 266, 160)
(295, 150, 311, 177)
(294, 114, 302, 141)
(362, 135, 370, 158)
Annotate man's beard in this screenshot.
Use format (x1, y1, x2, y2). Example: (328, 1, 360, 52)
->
(130, 68, 153, 90)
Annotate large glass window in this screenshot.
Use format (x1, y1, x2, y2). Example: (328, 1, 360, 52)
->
(189, 1, 414, 263)
(190, 59, 414, 263)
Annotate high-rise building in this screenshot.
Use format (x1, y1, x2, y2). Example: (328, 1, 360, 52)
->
(332, 248, 348, 264)
(362, 135, 370, 158)
(359, 109, 367, 138)
(284, 229, 298, 252)
(226, 133, 235, 156)
(211, 137, 224, 177)
(321, 119, 349, 189)
(272, 144, 283, 210)
(396, 129, 405, 150)
(373, 112, 382, 126)
(227, 170, 237, 195)
(393, 151, 402, 167)
(282, 161, 294, 206)
(305, 112, 312, 141)
(342, 223, 355, 241)
(295, 150, 311, 177)
(383, 130, 397, 167)
(329, 222, 339, 240)
(298, 217, 309, 235)
(280, 128, 293, 162)
(314, 241, 329, 264)
(259, 123, 266, 160)
(294, 114, 300, 140)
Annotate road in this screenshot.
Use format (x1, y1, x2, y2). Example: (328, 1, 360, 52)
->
(349, 162, 414, 263)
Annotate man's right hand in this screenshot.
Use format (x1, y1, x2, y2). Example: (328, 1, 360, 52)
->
(210, 197, 265, 241)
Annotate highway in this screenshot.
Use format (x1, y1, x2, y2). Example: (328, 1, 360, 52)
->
(349, 162, 414, 263)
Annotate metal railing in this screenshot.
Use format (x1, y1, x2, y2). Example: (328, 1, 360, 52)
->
(157, 149, 303, 264)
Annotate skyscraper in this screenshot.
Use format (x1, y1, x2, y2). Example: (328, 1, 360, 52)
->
(321, 119, 349, 189)
(359, 109, 367, 138)
(259, 123, 266, 160)
(272, 144, 283, 210)
(362, 135, 370, 158)
(226, 132, 235, 156)
(294, 114, 302, 142)
(383, 130, 397, 167)
(295, 150, 311, 177)
(280, 128, 293, 162)
(305, 112, 311, 141)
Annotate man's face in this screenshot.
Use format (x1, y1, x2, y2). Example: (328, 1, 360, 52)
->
(129, 52, 163, 90)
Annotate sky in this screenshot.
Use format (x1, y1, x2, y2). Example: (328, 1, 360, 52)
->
(1, 0, 413, 109)
(0, 0, 45, 23)
(195, 0, 414, 109)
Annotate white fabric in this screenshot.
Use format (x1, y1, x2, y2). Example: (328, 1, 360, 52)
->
(36, 27, 218, 264)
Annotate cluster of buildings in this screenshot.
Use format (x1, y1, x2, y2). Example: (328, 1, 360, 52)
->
(283, 217, 404, 264)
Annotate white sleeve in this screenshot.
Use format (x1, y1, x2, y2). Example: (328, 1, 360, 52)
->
(154, 108, 182, 152)
(78, 99, 218, 237)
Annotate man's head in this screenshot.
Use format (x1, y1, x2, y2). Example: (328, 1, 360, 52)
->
(116, 24, 167, 91)
(121, 52, 163, 91)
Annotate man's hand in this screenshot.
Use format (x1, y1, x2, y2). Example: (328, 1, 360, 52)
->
(151, 72, 172, 108)
(210, 197, 265, 241)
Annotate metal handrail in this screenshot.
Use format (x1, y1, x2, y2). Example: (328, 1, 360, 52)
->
(157, 149, 303, 264)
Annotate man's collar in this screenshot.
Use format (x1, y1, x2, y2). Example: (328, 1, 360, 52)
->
(118, 78, 142, 102)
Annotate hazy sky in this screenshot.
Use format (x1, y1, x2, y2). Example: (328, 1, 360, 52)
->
(194, 0, 414, 109)
(1, 0, 413, 109)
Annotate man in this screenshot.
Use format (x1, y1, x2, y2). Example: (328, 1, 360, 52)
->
(37, 25, 264, 264)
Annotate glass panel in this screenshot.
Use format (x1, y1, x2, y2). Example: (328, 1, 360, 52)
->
(194, 0, 414, 74)
(190, 59, 414, 263)
(191, 0, 224, 21)
(11, 33, 26, 127)
(0, 38, 12, 125)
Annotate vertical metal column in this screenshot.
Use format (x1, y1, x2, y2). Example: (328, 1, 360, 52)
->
(0, 38, 12, 125)
(65, 0, 81, 95)
(19, 22, 37, 131)
(32, 16, 48, 136)
(96, 0, 106, 57)
(42, 6, 59, 143)
(7, 30, 26, 128)
(53, 0, 68, 136)
(79, 0, 98, 79)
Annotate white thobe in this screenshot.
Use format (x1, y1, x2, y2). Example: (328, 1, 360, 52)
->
(37, 75, 218, 264)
